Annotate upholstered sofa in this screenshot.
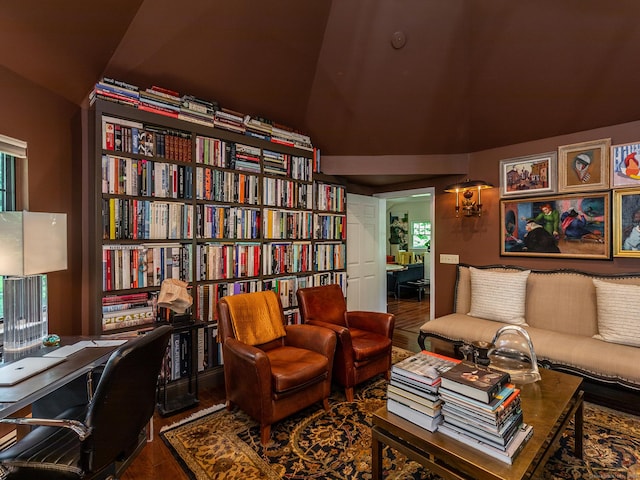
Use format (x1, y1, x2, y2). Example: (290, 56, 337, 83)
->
(418, 264, 640, 414)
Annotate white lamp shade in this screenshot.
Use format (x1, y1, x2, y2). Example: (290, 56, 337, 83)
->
(0, 211, 68, 275)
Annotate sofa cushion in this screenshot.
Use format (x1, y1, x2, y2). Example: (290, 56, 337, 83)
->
(593, 279, 640, 347)
(468, 267, 530, 325)
(420, 314, 640, 384)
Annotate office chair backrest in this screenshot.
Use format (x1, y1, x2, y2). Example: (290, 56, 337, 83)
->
(82, 325, 172, 473)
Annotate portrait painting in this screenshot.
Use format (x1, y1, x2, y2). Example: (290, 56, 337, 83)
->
(389, 212, 409, 251)
(558, 138, 611, 193)
(501, 192, 610, 259)
(613, 188, 640, 257)
(611, 142, 640, 188)
(499, 152, 557, 198)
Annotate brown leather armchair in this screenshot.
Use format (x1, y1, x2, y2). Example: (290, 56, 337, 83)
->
(217, 290, 336, 444)
(296, 283, 395, 401)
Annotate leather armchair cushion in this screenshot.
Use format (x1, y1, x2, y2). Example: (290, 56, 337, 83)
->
(350, 328, 392, 362)
(267, 346, 330, 393)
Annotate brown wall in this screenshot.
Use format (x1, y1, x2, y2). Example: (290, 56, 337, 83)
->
(429, 120, 640, 317)
(0, 66, 82, 335)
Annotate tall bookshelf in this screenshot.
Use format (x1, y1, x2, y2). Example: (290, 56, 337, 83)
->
(88, 98, 347, 408)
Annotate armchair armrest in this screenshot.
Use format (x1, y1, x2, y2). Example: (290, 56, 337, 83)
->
(303, 320, 353, 352)
(347, 311, 395, 338)
(285, 324, 337, 358)
(223, 338, 272, 395)
(0, 417, 91, 441)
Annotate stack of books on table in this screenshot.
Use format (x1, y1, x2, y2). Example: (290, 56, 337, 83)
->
(438, 361, 534, 464)
(387, 350, 460, 432)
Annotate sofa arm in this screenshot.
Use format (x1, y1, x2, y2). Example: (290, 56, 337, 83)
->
(347, 311, 395, 338)
(285, 324, 337, 360)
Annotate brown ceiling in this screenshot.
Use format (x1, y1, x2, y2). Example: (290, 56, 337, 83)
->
(3, 0, 640, 188)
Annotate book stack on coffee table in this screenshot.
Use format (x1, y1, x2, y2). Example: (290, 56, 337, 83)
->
(438, 361, 533, 464)
(386, 351, 460, 432)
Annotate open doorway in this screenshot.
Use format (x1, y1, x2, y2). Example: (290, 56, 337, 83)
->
(375, 188, 435, 351)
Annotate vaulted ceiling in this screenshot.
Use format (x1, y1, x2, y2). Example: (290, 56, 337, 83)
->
(3, 0, 640, 188)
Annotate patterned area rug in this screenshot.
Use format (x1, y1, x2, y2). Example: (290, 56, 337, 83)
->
(161, 349, 640, 480)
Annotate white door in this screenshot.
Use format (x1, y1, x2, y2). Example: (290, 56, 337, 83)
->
(346, 193, 385, 312)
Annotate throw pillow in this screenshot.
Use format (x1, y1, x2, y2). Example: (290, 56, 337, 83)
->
(468, 267, 531, 325)
(592, 279, 640, 347)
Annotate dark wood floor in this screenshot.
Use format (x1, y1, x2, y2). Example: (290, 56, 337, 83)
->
(121, 295, 427, 479)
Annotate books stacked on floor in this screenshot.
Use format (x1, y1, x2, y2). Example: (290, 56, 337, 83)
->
(438, 361, 533, 464)
(387, 350, 460, 432)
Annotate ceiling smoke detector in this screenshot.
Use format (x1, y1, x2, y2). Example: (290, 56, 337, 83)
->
(391, 31, 407, 49)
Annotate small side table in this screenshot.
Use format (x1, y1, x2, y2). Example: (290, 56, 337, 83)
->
(398, 279, 429, 301)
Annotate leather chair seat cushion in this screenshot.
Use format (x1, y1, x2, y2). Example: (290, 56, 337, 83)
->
(267, 346, 330, 393)
(350, 328, 392, 362)
(0, 406, 86, 478)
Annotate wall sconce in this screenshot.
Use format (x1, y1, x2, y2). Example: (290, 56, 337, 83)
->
(444, 179, 494, 217)
(0, 211, 67, 352)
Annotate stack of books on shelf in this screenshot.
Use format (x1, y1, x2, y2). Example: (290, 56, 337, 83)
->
(91, 77, 140, 108)
(387, 351, 460, 432)
(139, 86, 182, 118)
(90, 77, 317, 152)
(438, 361, 533, 464)
(180, 95, 217, 127)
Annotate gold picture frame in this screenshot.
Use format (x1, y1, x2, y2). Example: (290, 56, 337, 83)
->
(613, 188, 640, 257)
(558, 138, 611, 193)
(501, 192, 610, 260)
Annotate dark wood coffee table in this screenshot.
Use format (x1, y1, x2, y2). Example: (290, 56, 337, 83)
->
(372, 368, 583, 480)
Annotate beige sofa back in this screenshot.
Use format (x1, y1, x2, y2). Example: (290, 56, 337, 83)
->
(454, 265, 640, 338)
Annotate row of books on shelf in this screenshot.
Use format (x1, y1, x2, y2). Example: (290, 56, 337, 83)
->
(196, 205, 261, 240)
(195, 168, 260, 204)
(195, 273, 347, 323)
(315, 183, 346, 213)
(262, 177, 313, 209)
(102, 154, 194, 199)
(102, 115, 192, 162)
(314, 242, 346, 271)
(102, 244, 192, 292)
(101, 241, 346, 293)
(92, 78, 318, 156)
(261, 242, 313, 275)
(263, 209, 313, 240)
(196, 242, 262, 280)
(102, 198, 193, 241)
(101, 273, 348, 332)
(160, 323, 222, 382)
(195, 138, 316, 182)
(315, 214, 347, 240)
(388, 351, 534, 465)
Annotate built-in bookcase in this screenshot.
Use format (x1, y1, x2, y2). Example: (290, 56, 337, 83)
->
(88, 98, 346, 411)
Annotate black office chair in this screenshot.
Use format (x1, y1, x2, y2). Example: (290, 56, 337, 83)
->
(0, 325, 172, 480)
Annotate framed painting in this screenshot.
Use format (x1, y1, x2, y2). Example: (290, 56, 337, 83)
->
(500, 192, 610, 259)
(499, 151, 557, 198)
(613, 188, 640, 257)
(558, 138, 611, 193)
(611, 142, 640, 188)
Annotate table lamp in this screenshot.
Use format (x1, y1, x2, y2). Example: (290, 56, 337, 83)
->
(0, 211, 67, 352)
